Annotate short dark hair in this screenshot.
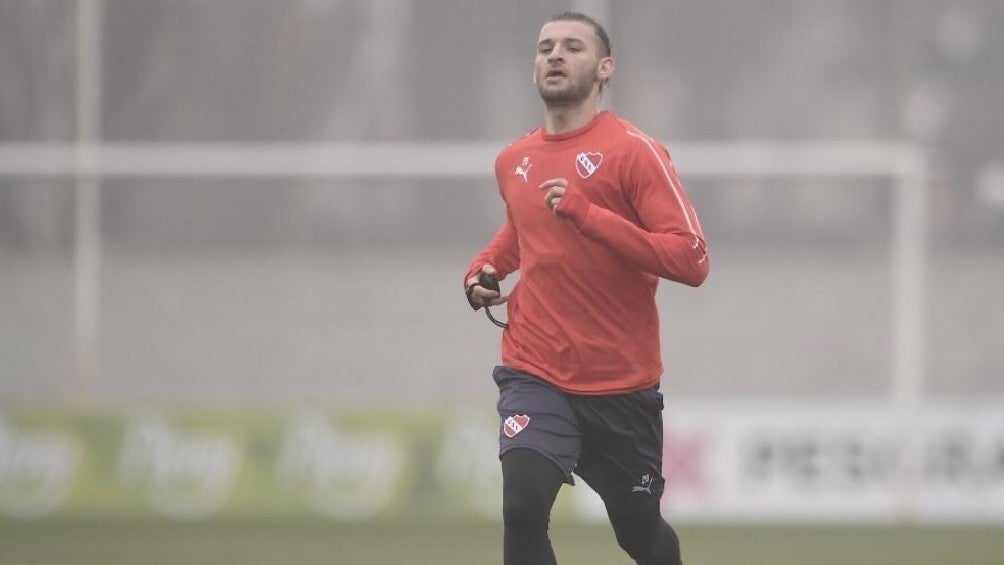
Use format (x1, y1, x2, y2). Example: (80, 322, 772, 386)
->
(548, 11, 611, 57)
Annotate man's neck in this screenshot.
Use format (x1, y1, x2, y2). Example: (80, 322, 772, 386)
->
(543, 98, 601, 135)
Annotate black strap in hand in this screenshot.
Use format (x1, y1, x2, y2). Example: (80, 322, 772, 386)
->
(466, 272, 508, 329)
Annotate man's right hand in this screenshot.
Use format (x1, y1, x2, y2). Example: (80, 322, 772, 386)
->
(466, 264, 508, 310)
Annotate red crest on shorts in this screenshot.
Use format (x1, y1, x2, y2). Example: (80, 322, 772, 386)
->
(503, 414, 530, 438)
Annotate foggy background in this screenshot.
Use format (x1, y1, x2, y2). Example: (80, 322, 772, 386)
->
(2, 0, 1002, 410)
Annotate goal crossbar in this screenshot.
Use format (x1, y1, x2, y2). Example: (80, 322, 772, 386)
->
(0, 141, 920, 179)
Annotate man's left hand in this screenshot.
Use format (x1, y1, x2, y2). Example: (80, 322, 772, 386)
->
(539, 178, 569, 219)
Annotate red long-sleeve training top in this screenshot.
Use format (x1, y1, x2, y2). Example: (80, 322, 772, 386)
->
(465, 111, 709, 394)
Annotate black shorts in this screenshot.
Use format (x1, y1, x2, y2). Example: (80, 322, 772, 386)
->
(493, 365, 666, 504)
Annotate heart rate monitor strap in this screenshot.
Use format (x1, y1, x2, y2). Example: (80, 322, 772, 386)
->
(467, 272, 508, 329)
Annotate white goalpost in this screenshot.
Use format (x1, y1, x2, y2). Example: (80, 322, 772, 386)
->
(0, 138, 928, 520)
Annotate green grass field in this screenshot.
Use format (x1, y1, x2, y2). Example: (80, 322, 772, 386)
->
(1, 519, 1002, 565)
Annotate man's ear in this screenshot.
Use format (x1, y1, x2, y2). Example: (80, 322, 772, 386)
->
(597, 56, 614, 83)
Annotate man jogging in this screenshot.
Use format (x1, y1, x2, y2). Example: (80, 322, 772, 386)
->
(463, 11, 709, 565)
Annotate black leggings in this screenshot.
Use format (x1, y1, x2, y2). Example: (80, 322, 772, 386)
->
(501, 448, 682, 565)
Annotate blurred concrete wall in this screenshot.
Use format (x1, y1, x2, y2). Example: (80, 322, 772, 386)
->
(1, 0, 1002, 406)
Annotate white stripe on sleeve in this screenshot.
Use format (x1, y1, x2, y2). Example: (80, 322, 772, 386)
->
(625, 129, 703, 238)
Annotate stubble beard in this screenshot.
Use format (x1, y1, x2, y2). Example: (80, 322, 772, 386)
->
(537, 72, 595, 108)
